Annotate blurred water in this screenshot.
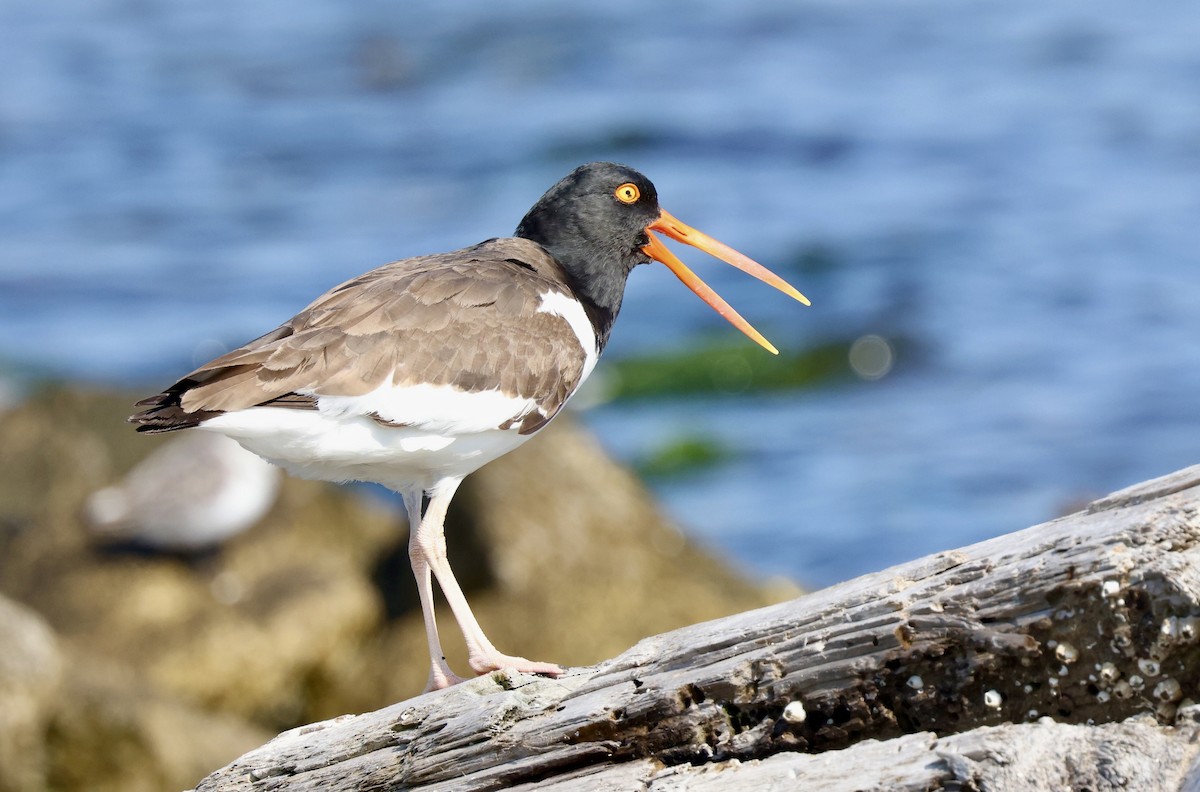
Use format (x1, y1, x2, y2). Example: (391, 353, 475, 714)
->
(1, 0, 1198, 587)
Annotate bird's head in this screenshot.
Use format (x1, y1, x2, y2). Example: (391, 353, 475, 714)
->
(516, 161, 808, 354)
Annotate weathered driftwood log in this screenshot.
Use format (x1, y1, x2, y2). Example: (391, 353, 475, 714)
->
(190, 465, 1200, 791)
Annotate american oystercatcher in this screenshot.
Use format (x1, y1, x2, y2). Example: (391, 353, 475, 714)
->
(130, 162, 809, 690)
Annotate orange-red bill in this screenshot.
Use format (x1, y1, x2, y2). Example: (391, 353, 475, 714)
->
(642, 210, 810, 355)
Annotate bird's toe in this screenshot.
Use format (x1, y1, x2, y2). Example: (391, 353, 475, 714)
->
(469, 653, 564, 678)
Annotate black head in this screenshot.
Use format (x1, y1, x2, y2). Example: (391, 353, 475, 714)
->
(516, 162, 661, 320)
(517, 161, 810, 354)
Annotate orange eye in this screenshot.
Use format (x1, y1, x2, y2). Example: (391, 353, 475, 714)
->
(614, 183, 640, 204)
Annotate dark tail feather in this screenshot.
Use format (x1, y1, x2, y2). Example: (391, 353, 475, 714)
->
(129, 382, 317, 433)
(128, 382, 222, 434)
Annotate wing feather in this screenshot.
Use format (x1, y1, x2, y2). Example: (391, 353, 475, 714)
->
(130, 239, 591, 434)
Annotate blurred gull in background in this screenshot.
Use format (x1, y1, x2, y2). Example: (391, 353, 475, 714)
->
(84, 432, 280, 551)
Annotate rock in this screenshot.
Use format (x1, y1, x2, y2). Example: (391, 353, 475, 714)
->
(0, 387, 404, 724)
(519, 716, 1200, 791)
(184, 464, 1200, 792)
(44, 659, 269, 792)
(0, 596, 62, 792)
(0, 385, 790, 789)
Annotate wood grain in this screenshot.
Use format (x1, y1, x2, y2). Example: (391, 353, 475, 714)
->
(190, 465, 1200, 791)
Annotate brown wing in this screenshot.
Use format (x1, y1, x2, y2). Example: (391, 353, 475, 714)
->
(130, 238, 590, 435)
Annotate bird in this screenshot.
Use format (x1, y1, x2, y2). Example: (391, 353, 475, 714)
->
(129, 161, 809, 691)
(84, 432, 280, 552)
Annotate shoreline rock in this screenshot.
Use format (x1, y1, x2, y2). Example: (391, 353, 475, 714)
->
(0, 385, 792, 790)
(185, 464, 1200, 791)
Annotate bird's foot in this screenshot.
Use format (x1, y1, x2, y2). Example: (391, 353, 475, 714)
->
(468, 652, 563, 679)
(422, 664, 471, 692)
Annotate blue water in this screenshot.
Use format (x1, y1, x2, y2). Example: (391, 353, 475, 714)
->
(2, 0, 1198, 587)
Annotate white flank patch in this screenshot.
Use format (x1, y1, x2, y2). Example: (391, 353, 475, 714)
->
(538, 290, 599, 385)
(316, 380, 538, 435)
(200, 381, 539, 489)
(201, 407, 531, 489)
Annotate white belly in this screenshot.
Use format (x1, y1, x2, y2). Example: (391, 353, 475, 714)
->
(198, 386, 538, 491)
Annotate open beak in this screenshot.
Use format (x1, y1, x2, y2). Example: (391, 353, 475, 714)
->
(642, 210, 810, 355)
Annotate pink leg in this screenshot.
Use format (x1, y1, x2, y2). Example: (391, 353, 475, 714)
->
(412, 479, 563, 681)
(403, 487, 468, 692)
